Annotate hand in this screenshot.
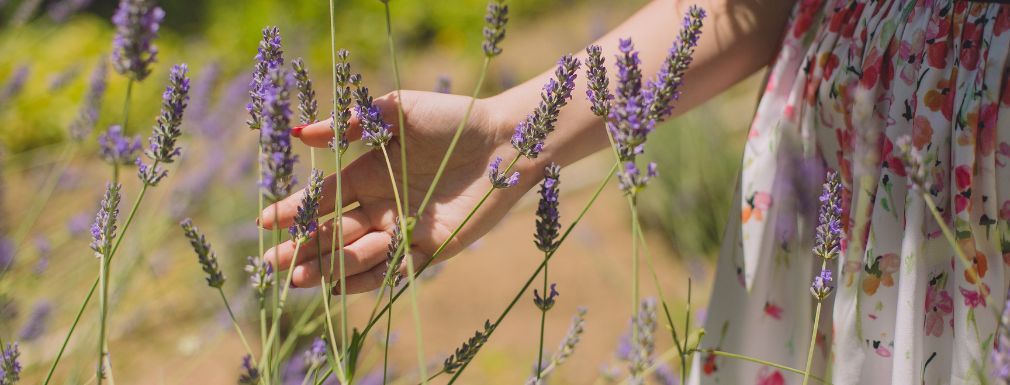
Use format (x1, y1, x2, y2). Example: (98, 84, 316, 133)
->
(259, 90, 536, 294)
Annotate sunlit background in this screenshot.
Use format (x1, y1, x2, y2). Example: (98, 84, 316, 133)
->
(0, 0, 760, 383)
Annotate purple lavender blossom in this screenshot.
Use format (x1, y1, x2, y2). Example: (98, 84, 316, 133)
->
(608, 38, 653, 162)
(110, 0, 164, 81)
(238, 354, 260, 384)
(68, 212, 91, 237)
(585, 45, 612, 117)
(353, 84, 392, 148)
(245, 256, 274, 298)
(813, 171, 842, 260)
(511, 55, 580, 158)
(136, 157, 167, 186)
(533, 283, 559, 311)
(436, 76, 451, 94)
(617, 161, 657, 195)
(186, 61, 219, 133)
(48, 65, 81, 92)
(48, 0, 94, 22)
(0, 342, 20, 384)
(247, 27, 284, 130)
(0, 65, 30, 107)
(628, 298, 656, 384)
(482, 0, 508, 57)
(329, 50, 355, 154)
(258, 67, 297, 202)
(384, 222, 404, 287)
(993, 288, 1010, 382)
(32, 236, 49, 275)
(89, 183, 121, 259)
(810, 268, 834, 300)
(488, 156, 519, 189)
(292, 58, 318, 125)
(143, 63, 189, 165)
(289, 169, 323, 242)
(646, 6, 705, 122)
(18, 300, 52, 342)
(652, 363, 678, 385)
(98, 125, 142, 165)
(180, 218, 225, 288)
(535, 163, 561, 252)
(303, 338, 327, 369)
(70, 58, 108, 141)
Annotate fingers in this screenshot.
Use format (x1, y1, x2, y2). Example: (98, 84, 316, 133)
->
(292, 91, 407, 148)
(287, 230, 397, 287)
(331, 250, 433, 295)
(263, 209, 372, 270)
(259, 167, 359, 230)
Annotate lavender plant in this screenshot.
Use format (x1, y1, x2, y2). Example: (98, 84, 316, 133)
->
(69, 58, 109, 141)
(0, 343, 20, 385)
(800, 172, 840, 385)
(533, 163, 561, 380)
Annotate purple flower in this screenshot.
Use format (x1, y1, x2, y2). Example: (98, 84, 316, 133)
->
(533, 283, 559, 311)
(186, 62, 219, 132)
(110, 0, 164, 81)
(646, 6, 705, 122)
(292, 58, 317, 125)
(652, 363, 678, 385)
(303, 338, 327, 369)
(289, 169, 323, 242)
(68, 212, 91, 237)
(18, 300, 52, 342)
(0, 65, 30, 107)
(98, 125, 141, 165)
(247, 27, 285, 130)
(48, 0, 94, 22)
(585, 45, 612, 117)
(511, 55, 580, 158)
(993, 288, 1010, 382)
(385, 221, 404, 287)
(482, 0, 508, 57)
(436, 76, 451, 94)
(488, 156, 519, 189)
(32, 236, 49, 275)
(136, 157, 167, 186)
(89, 183, 121, 259)
(238, 354, 260, 384)
(535, 163, 561, 252)
(48, 65, 81, 92)
(813, 171, 842, 260)
(354, 84, 392, 148)
(628, 298, 657, 383)
(144, 63, 189, 164)
(617, 161, 657, 195)
(329, 50, 355, 154)
(258, 67, 298, 202)
(608, 38, 653, 162)
(245, 256, 274, 297)
(1, 342, 20, 384)
(180, 218, 225, 288)
(70, 58, 108, 141)
(810, 268, 834, 300)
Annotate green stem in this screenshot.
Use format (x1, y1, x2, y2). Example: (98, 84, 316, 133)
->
(259, 236, 304, 374)
(630, 195, 639, 349)
(445, 162, 618, 384)
(97, 245, 110, 385)
(922, 194, 993, 310)
(218, 288, 256, 359)
(383, 0, 409, 217)
(327, 1, 349, 376)
(42, 279, 97, 385)
(421, 367, 446, 385)
(704, 349, 832, 385)
(383, 287, 393, 385)
(631, 215, 685, 380)
(535, 255, 548, 379)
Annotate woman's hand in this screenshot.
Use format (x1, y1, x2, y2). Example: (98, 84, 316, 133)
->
(258, 90, 535, 293)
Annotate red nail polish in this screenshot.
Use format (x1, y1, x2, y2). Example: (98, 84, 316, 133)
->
(291, 124, 307, 137)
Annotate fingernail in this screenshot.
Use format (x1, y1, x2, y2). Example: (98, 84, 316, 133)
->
(289, 281, 298, 289)
(255, 217, 260, 226)
(291, 124, 307, 137)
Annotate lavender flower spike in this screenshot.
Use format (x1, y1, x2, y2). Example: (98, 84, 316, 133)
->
(292, 58, 318, 125)
(1, 342, 20, 385)
(0, 65, 30, 107)
(238, 354, 260, 384)
(525, 307, 587, 384)
(89, 183, 121, 259)
(98, 125, 142, 165)
(992, 288, 1010, 382)
(247, 26, 285, 130)
(608, 38, 652, 162)
(482, 0, 508, 57)
(303, 338, 327, 369)
(245, 256, 274, 298)
(511, 55, 581, 158)
(289, 169, 323, 242)
(70, 58, 108, 141)
(110, 0, 164, 81)
(628, 298, 657, 385)
(384, 221, 405, 287)
(180, 218, 225, 288)
(810, 268, 834, 300)
(533, 283, 559, 311)
(144, 63, 189, 164)
(812, 171, 842, 260)
(617, 161, 657, 196)
(354, 84, 392, 148)
(18, 300, 52, 342)
(488, 156, 519, 189)
(585, 45, 612, 117)
(329, 49, 355, 154)
(258, 67, 298, 202)
(535, 163, 561, 252)
(646, 6, 705, 122)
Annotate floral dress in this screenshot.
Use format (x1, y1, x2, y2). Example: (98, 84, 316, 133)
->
(691, 0, 1010, 384)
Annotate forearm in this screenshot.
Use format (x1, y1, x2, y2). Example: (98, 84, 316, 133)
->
(488, 0, 795, 172)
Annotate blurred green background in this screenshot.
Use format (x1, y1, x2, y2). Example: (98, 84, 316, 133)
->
(0, 0, 759, 383)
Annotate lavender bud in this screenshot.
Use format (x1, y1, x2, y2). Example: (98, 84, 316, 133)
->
(329, 49, 354, 155)
(617, 161, 657, 196)
(245, 256, 274, 298)
(436, 76, 451, 94)
(526, 307, 586, 384)
(444, 320, 494, 374)
(608, 38, 653, 162)
(810, 268, 834, 300)
(18, 300, 52, 342)
(110, 0, 164, 81)
(247, 27, 285, 130)
(535, 163, 561, 252)
(303, 338, 327, 369)
(97, 125, 142, 166)
(482, 0, 508, 57)
(646, 6, 705, 122)
(259, 67, 298, 202)
(180, 218, 225, 288)
(33, 236, 50, 275)
(628, 298, 657, 384)
(488, 156, 520, 189)
(289, 169, 323, 242)
(813, 171, 842, 260)
(511, 55, 580, 158)
(70, 58, 108, 141)
(354, 84, 392, 148)
(1, 342, 20, 385)
(533, 283, 559, 311)
(292, 58, 318, 125)
(0, 65, 30, 107)
(136, 157, 168, 186)
(238, 354, 260, 384)
(89, 183, 122, 259)
(896, 135, 932, 192)
(145, 63, 189, 164)
(585, 45, 611, 117)
(384, 221, 404, 287)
